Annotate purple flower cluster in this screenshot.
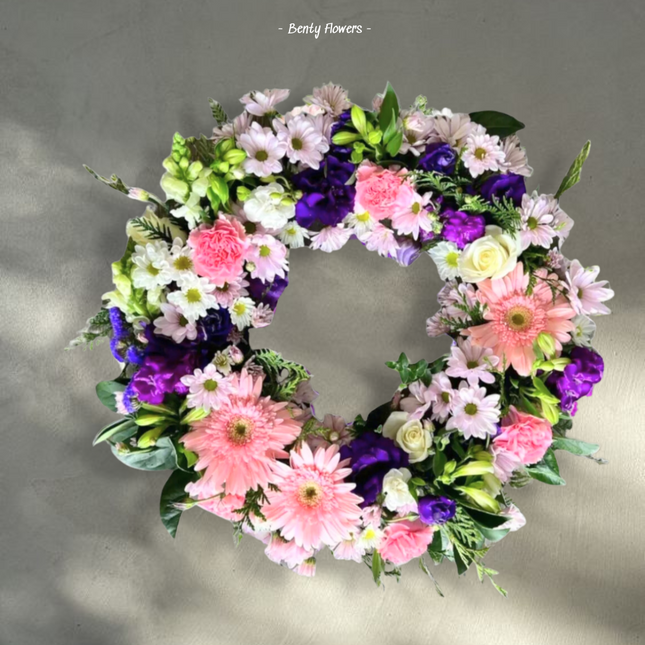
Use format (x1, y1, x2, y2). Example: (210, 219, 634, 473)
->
(440, 210, 486, 249)
(339, 432, 408, 507)
(418, 142, 457, 175)
(418, 496, 456, 525)
(108, 307, 129, 362)
(479, 172, 526, 205)
(547, 347, 604, 415)
(248, 275, 289, 310)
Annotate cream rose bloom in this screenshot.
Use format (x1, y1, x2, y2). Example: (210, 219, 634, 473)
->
(382, 468, 417, 512)
(382, 412, 434, 463)
(458, 225, 521, 283)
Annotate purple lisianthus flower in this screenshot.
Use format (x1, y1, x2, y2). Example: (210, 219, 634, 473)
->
(393, 239, 422, 266)
(479, 173, 526, 206)
(418, 496, 456, 525)
(339, 432, 408, 507)
(440, 210, 486, 249)
(418, 142, 457, 175)
(198, 309, 233, 348)
(546, 347, 604, 415)
(247, 275, 289, 310)
(292, 154, 356, 228)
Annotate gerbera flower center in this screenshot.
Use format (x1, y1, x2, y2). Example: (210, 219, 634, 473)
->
(203, 379, 218, 392)
(466, 360, 479, 369)
(174, 256, 193, 271)
(227, 417, 255, 445)
(186, 288, 202, 303)
(505, 306, 533, 331)
(291, 137, 303, 150)
(297, 481, 324, 507)
(259, 245, 272, 257)
(474, 147, 487, 160)
(255, 150, 269, 162)
(464, 403, 478, 415)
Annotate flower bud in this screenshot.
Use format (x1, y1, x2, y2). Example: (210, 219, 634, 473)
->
(223, 148, 247, 165)
(236, 186, 251, 201)
(332, 131, 362, 145)
(137, 426, 165, 448)
(351, 105, 368, 136)
(367, 130, 382, 145)
(536, 332, 556, 359)
(127, 187, 150, 202)
(182, 407, 209, 425)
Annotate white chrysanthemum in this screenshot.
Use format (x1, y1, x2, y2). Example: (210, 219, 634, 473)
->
(230, 296, 255, 330)
(344, 210, 376, 241)
(304, 83, 351, 117)
(273, 115, 329, 169)
(357, 524, 383, 551)
(239, 122, 287, 177)
(153, 303, 198, 343)
(279, 221, 309, 248)
(170, 192, 205, 229)
(310, 225, 352, 253)
(131, 241, 172, 291)
(180, 364, 234, 412)
(571, 314, 596, 347)
(462, 125, 506, 178)
(518, 192, 558, 251)
(446, 383, 501, 440)
(243, 182, 295, 230)
(432, 109, 474, 147)
(240, 88, 290, 116)
(382, 468, 417, 512)
(501, 135, 533, 177)
(167, 273, 218, 322)
(212, 276, 249, 309)
(168, 238, 194, 281)
(428, 241, 461, 280)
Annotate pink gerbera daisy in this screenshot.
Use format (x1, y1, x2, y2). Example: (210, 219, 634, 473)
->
(180, 370, 302, 497)
(465, 262, 576, 376)
(262, 444, 363, 551)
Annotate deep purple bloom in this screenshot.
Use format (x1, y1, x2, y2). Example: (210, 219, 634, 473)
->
(418, 142, 457, 175)
(393, 239, 422, 266)
(198, 309, 233, 348)
(125, 345, 144, 365)
(480, 173, 526, 206)
(547, 347, 604, 415)
(440, 210, 486, 249)
(247, 275, 289, 310)
(108, 307, 128, 340)
(109, 337, 126, 362)
(292, 154, 356, 228)
(418, 496, 456, 525)
(339, 432, 408, 507)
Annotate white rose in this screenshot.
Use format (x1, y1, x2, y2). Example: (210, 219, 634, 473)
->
(382, 468, 417, 512)
(458, 225, 521, 283)
(382, 412, 434, 463)
(243, 182, 295, 230)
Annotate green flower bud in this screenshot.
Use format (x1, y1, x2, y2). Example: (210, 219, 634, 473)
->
(135, 414, 167, 427)
(182, 407, 209, 425)
(223, 148, 247, 165)
(351, 104, 368, 136)
(367, 130, 382, 145)
(332, 131, 362, 145)
(186, 160, 204, 181)
(549, 358, 571, 371)
(178, 157, 190, 171)
(536, 332, 556, 359)
(280, 196, 296, 206)
(236, 186, 251, 201)
(137, 425, 166, 448)
(217, 138, 235, 154)
(162, 156, 179, 175)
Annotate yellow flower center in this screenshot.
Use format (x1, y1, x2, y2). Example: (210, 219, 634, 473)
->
(147, 264, 160, 276)
(174, 256, 193, 271)
(255, 150, 268, 162)
(474, 147, 487, 160)
(203, 379, 218, 392)
(298, 481, 323, 507)
(446, 251, 459, 268)
(506, 306, 533, 331)
(259, 245, 271, 257)
(464, 403, 478, 415)
(356, 211, 371, 223)
(186, 288, 202, 303)
(227, 417, 254, 445)
(291, 137, 303, 150)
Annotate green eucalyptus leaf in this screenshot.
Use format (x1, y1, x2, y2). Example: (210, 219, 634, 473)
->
(96, 380, 126, 412)
(469, 111, 525, 137)
(476, 525, 510, 543)
(551, 436, 600, 457)
(110, 436, 178, 471)
(555, 141, 591, 199)
(526, 449, 566, 485)
(159, 469, 199, 538)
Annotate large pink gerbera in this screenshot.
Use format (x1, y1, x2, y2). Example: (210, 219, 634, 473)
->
(262, 444, 363, 551)
(181, 370, 302, 497)
(465, 262, 576, 376)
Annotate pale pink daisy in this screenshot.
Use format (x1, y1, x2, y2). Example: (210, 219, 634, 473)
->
(364, 223, 399, 257)
(306, 414, 352, 452)
(273, 115, 329, 169)
(153, 303, 198, 343)
(212, 276, 250, 309)
(445, 337, 499, 386)
(239, 122, 287, 177)
(240, 88, 290, 116)
(264, 534, 314, 568)
(294, 557, 317, 577)
(361, 505, 383, 530)
(446, 383, 501, 439)
(489, 444, 522, 484)
(432, 109, 473, 147)
(465, 262, 577, 376)
(391, 188, 436, 240)
(428, 372, 456, 422)
(181, 370, 302, 496)
(552, 206, 574, 242)
(180, 363, 234, 412)
(501, 135, 533, 176)
(426, 312, 449, 337)
(245, 234, 289, 282)
(212, 111, 253, 144)
(462, 125, 506, 178)
(565, 260, 614, 316)
(310, 225, 352, 252)
(497, 504, 527, 532)
(518, 192, 558, 250)
(439, 281, 479, 318)
(251, 303, 274, 328)
(193, 492, 245, 522)
(332, 534, 365, 562)
(262, 443, 363, 550)
(304, 83, 351, 116)
(310, 112, 334, 142)
(400, 381, 436, 419)
(399, 110, 438, 156)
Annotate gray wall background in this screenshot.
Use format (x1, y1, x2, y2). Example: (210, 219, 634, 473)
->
(2, 0, 644, 643)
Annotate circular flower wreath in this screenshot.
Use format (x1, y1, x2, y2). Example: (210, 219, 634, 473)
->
(72, 83, 614, 594)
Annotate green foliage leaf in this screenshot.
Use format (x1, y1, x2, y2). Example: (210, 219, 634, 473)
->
(555, 141, 591, 199)
(110, 436, 178, 471)
(371, 550, 384, 586)
(93, 417, 137, 446)
(551, 436, 600, 457)
(350, 105, 368, 136)
(364, 401, 394, 432)
(462, 505, 509, 529)
(252, 349, 311, 401)
(385, 130, 404, 157)
(208, 98, 228, 125)
(469, 111, 525, 138)
(159, 469, 199, 538)
(526, 448, 566, 485)
(475, 525, 510, 543)
(386, 352, 430, 385)
(83, 165, 129, 195)
(96, 380, 126, 412)
(453, 544, 469, 575)
(378, 82, 399, 133)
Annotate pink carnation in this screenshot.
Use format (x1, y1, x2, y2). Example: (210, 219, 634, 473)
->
(493, 405, 553, 465)
(355, 162, 411, 221)
(378, 520, 435, 566)
(188, 216, 247, 287)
